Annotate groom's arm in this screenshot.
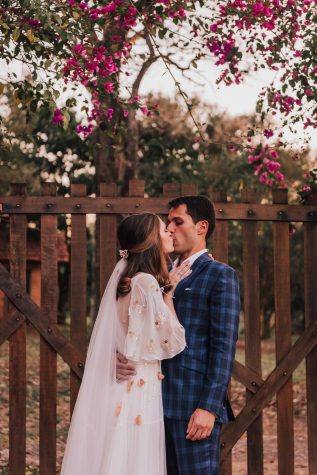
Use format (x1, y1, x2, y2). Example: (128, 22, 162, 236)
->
(116, 352, 136, 382)
(186, 265, 240, 440)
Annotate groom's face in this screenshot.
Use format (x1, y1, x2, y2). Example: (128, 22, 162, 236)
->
(167, 204, 199, 254)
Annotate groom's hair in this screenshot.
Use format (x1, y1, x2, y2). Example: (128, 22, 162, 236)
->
(168, 195, 216, 240)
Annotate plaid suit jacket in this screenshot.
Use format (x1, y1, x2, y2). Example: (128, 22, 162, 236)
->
(162, 253, 240, 423)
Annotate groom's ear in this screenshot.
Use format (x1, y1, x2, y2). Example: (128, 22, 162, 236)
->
(196, 220, 209, 236)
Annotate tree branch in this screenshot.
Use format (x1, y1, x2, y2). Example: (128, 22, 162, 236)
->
(131, 33, 158, 98)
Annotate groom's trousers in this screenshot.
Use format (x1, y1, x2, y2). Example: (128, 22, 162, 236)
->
(164, 417, 222, 475)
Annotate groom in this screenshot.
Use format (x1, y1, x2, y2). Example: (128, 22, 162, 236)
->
(117, 195, 240, 474)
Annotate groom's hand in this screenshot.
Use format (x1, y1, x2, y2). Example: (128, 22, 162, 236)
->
(186, 409, 216, 441)
(116, 352, 136, 382)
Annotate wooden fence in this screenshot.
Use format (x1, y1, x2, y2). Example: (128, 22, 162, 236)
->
(0, 180, 317, 475)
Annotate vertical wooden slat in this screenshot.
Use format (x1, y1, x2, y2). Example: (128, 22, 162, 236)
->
(70, 184, 87, 414)
(40, 182, 58, 475)
(129, 180, 145, 200)
(241, 188, 263, 475)
(272, 189, 294, 475)
(129, 179, 145, 197)
(304, 195, 317, 475)
(163, 183, 181, 198)
(9, 183, 27, 475)
(212, 191, 231, 475)
(99, 183, 118, 297)
(181, 183, 198, 195)
(211, 191, 229, 263)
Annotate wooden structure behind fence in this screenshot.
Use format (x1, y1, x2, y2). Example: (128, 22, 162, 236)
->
(0, 180, 317, 475)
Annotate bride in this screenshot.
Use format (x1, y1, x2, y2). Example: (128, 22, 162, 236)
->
(61, 212, 191, 474)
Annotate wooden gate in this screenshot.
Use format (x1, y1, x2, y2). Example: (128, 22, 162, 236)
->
(0, 180, 316, 475)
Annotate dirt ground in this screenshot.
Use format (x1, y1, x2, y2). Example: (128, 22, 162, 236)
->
(0, 330, 309, 474)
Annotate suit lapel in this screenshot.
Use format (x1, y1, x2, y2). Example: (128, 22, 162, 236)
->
(173, 252, 212, 300)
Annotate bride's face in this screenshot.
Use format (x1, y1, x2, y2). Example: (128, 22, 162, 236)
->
(159, 218, 174, 254)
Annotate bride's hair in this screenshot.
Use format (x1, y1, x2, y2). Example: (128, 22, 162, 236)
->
(117, 213, 171, 298)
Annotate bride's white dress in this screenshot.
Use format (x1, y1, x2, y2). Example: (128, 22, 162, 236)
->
(61, 269, 186, 475)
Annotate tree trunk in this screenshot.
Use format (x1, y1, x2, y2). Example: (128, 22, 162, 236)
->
(93, 128, 117, 191)
(121, 110, 139, 195)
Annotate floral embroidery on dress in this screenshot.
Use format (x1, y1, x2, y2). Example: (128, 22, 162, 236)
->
(135, 415, 142, 426)
(131, 299, 146, 315)
(137, 378, 145, 387)
(146, 339, 156, 354)
(161, 339, 170, 351)
(115, 402, 123, 416)
(154, 310, 167, 329)
(127, 380, 134, 392)
(149, 282, 157, 291)
(157, 372, 165, 381)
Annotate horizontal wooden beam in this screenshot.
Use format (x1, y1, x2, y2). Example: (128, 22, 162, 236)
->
(220, 318, 317, 461)
(0, 197, 316, 221)
(0, 263, 85, 379)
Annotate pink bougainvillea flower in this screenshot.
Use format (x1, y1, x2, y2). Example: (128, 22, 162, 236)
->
(104, 82, 114, 93)
(107, 108, 114, 121)
(276, 171, 284, 182)
(52, 109, 63, 125)
(263, 129, 274, 138)
(269, 150, 279, 160)
(259, 171, 268, 184)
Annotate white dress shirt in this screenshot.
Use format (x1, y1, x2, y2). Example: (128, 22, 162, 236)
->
(172, 248, 209, 269)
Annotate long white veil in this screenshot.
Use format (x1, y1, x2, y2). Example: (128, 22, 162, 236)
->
(61, 258, 127, 474)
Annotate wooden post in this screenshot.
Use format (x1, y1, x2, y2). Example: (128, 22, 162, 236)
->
(129, 178, 145, 198)
(181, 183, 198, 195)
(40, 182, 58, 475)
(163, 183, 181, 198)
(99, 183, 118, 297)
(70, 184, 87, 414)
(9, 183, 27, 475)
(241, 188, 263, 475)
(303, 194, 317, 475)
(211, 190, 229, 263)
(129, 180, 145, 201)
(272, 188, 294, 475)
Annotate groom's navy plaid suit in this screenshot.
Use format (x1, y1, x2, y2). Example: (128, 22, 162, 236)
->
(162, 253, 240, 474)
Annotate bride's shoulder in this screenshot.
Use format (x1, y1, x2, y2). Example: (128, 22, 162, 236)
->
(131, 272, 158, 288)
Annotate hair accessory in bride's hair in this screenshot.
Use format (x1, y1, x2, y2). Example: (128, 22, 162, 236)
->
(119, 249, 129, 259)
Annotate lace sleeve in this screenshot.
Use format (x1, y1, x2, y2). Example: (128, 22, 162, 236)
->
(124, 273, 186, 361)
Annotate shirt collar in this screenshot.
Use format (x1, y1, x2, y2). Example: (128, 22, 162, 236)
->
(172, 248, 208, 269)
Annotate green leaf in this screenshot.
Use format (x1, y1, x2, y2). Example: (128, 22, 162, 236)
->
(158, 28, 167, 39)
(26, 29, 35, 43)
(12, 29, 20, 42)
(256, 100, 263, 114)
(63, 110, 70, 130)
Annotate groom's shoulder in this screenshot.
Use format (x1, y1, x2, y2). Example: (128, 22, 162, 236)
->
(203, 257, 237, 278)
